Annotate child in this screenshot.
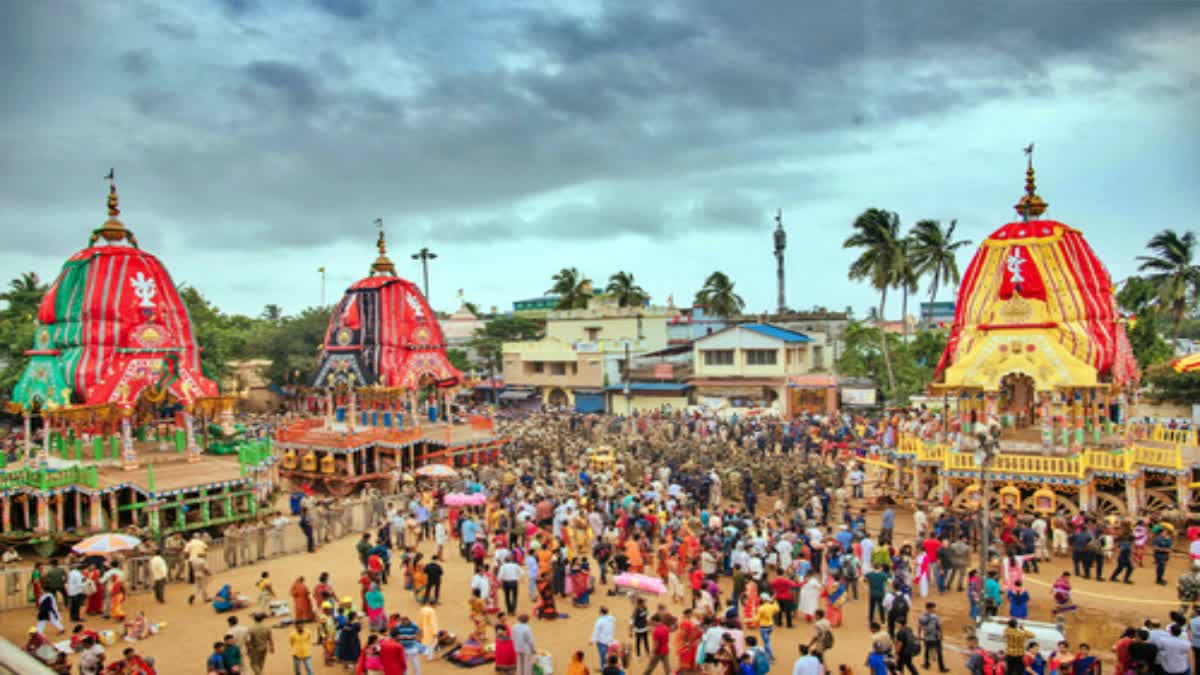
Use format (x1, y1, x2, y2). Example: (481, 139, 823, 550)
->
(206, 642, 227, 674)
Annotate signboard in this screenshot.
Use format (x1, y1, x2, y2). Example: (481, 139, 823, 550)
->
(841, 387, 877, 406)
(653, 364, 673, 380)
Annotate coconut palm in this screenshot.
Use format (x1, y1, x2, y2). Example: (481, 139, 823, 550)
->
(896, 238, 919, 339)
(547, 267, 592, 309)
(693, 271, 745, 318)
(844, 208, 904, 393)
(908, 219, 972, 327)
(606, 271, 649, 308)
(1137, 229, 1200, 334)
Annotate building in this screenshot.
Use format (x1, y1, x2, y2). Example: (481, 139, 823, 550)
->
(512, 289, 606, 318)
(666, 306, 729, 345)
(688, 323, 831, 414)
(919, 301, 956, 326)
(501, 300, 674, 411)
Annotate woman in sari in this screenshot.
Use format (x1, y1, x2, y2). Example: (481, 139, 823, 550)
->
(566, 650, 589, 675)
(418, 603, 440, 659)
(485, 566, 501, 614)
(124, 610, 150, 641)
(1051, 572, 1076, 615)
(494, 624, 516, 674)
(740, 579, 759, 627)
(365, 583, 386, 632)
(711, 634, 739, 675)
(821, 573, 846, 628)
(291, 576, 315, 622)
(85, 566, 104, 616)
(108, 574, 127, 622)
(676, 609, 702, 674)
(318, 601, 338, 666)
(312, 572, 335, 610)
(411, 553, 427, 602)
(469, 589, 488, 633)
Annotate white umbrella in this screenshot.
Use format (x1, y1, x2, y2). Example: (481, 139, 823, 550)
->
(415, 463, 459, 479)
(72, 533, 141, 555)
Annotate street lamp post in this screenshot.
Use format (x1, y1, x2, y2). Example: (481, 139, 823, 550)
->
(411, 247, 438, 299)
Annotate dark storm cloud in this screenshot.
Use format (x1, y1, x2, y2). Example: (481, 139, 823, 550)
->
(0, 0, 1196, 259)
(242, 60, 323, 110)
(119, 49, 157, 77)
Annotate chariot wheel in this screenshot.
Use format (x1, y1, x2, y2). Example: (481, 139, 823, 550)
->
(1094, 492, 1129, 518)
(324, 478, 355, 498)
(1145, 487, 1178, 513)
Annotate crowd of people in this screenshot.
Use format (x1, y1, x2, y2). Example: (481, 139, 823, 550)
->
(5, 405, 1200, 675)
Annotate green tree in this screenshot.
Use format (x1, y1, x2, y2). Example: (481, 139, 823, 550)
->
(895, 237, 919, 339)
(835, 320, 946, 404)
(261, 306, 333, 386)
(606, 271, 649, 308)
(908, 219, 971, 326)
(1137, 229, 1200, 335)
(693, 271, 745, 318)
(260, 304, 283, 324)
(844, 208, 904, 393)
(178, 285, 239, 383)
(1116, 276, 1159, 316)
(0, 272, 47, 396)
(468, 316, 542, 376)
(446, 348, 471, 374)
(548, 267, 592, 309)
(1126, 317, 1175, 368)
(1142, 362, 1200, 405)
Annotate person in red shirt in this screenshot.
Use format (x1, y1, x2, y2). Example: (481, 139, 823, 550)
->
(768, 573, 802, 628)
(689, 567, 705, 608)
(643, 616, 671, 675)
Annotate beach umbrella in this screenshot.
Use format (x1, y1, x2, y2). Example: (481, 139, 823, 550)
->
(72, 533, 141, 555)
(415, 464, 459, 479)
(613, 572, 667, 596)
(1172, 353, 1200, 373)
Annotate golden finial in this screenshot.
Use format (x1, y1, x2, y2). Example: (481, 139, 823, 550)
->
(1014, 143, 1048, 221)
(370, 218, 396, 276)
(91, 168, 138, 247)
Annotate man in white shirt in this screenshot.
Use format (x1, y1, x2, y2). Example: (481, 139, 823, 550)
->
(589, 606, 616, 668)
(66, 566, 85, 621)
(498, 559, 522, 614)
(848, 467, 865, 499)
(470, 566, 490, 604)
(1157, 624, 1190, 675)
(512, 614, 536, 675)
(149, 553, 168, 603)
(792, 644, 823, 675)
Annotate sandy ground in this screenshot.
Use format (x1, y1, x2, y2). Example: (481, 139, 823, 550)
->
(1, 506, 1194, 674)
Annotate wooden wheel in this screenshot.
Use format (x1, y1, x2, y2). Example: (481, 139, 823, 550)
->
(1145, 487, 1178, 513)
(1094, 491, 1128, 518)
(324, 477, 355, 498)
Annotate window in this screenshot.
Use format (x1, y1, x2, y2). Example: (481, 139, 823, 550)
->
(585, 327, 601, 341)
(550, 362, 567, 375)
(813, 346, 825, 370)
(703, 349, 734, 366)
(531, 362, 544, 373)
(745, 349, 777, 366)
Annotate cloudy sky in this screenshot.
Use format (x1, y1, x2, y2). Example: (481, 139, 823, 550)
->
(2, 1, 1198, 318)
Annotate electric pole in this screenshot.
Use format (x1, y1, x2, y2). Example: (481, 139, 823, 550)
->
(411, 247, 438, 300)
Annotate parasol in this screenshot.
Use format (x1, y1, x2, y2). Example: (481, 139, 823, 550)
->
(416, 464, 459, 479)
(613, 573, 667, 596)
(72, 533, 141, 555)
(1171, 353, 1200, 373)
(444, 493, 487, 507)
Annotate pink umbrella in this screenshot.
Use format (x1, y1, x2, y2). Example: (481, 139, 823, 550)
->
(613, 573, 667, 595)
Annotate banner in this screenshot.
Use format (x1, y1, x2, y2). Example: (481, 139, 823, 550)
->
(841, 388, 877, 406)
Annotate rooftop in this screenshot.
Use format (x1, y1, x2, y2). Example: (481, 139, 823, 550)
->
(740, 323, 813, 343)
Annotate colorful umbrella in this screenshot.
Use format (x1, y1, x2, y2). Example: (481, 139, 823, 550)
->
(1172, 353, 1200, 373)
(415, 464, 459, 479)
(444, 493, 487, 507)
(613, 573, 667, 596)
(71, 533, 141, 555)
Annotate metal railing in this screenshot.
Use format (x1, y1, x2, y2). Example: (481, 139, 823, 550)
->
(0, 498, 381, 612)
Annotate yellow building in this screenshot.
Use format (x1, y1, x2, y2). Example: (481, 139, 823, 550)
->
(689, 323, 829, 414)
(501, 303, 675, 411)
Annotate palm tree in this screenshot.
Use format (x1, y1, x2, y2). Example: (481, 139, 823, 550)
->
(260, 304, 284, 324)
(547, 267, 592, 309)
(693, 271, 745, 318)
(1137, 229, 1200, 334)
(606, 271, 649, 308)
(895, 238, 919, 339)
(908, 219, 972, 327)
(1, 272, 44, 312)
(844, 208, 904, 393)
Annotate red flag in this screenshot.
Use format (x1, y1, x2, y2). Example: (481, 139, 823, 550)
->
(342, 294, 361, 330)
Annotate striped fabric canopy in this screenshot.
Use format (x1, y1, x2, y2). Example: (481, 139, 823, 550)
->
(1173, 353, 1200, 373)
(72, 533, 141, 555)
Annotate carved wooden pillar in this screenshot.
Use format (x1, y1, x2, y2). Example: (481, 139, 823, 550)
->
(121, 414, 137, 470)
(184, 410, 201, 463)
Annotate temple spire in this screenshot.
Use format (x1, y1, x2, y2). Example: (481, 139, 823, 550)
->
(370, 218, 396, 276)
(91, 168, 138, 248)
(1014, 143, 1048, 222)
